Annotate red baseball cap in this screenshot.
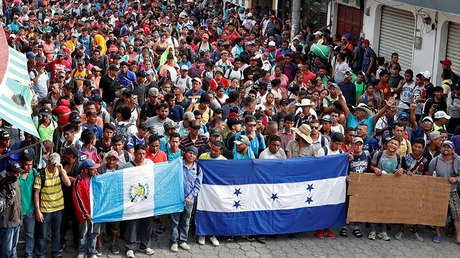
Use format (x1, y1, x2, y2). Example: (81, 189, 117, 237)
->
(441, 59, 452, 67)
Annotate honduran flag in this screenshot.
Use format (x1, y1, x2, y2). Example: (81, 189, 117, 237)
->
(196, 155, 348, 236)
(90, 159, 184, 223)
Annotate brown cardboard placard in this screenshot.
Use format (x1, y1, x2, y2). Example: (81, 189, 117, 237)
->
(347, 173, 450, 226)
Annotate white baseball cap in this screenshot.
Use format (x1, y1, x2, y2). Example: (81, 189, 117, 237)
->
(420, 70, 431, 79)
(268, 41, 276, 47)
(434, 111, 451, 120)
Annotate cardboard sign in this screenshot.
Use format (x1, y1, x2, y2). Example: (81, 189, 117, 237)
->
(347, 173, 450, 226)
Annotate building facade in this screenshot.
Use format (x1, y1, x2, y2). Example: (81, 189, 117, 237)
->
(329, 0, 460, 84)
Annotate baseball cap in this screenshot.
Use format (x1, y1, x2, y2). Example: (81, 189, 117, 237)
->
(181, 65, 189, 71)
(79, 159, 100, 169)
(235, 135, 250, 145)
(163, 121, 177, 132)
(442, 140, 454, 149)
(429, 130, 442, 140)
(209, 128, 221, 137)
(26, 51, 35, 59)
(320, 114, 333, 123)
(192, 77, 202, 84)
(105, 150, 119, 159)
(108, 64, 119, 71)
(440, 59, 452, 67)
(36, 60, 46, 67)
(7, 162, 24, 173)
(434, 111, 451, 120)
(280, 99, 290, 105)
(39, 107, 52, 115)
(183, 112, 196, 121)
(148, 87, 159, 97)
(398, 112, 409, 120)
(352, 137, 364, 144)
(421, 116, 433, 123)
(420, 70, 431, 79)
(268, 41, 276, 47)
(69, 113, 82, 123)
(49, 153, 61, 165)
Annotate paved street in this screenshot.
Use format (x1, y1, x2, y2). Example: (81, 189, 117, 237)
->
(23, 225, 458, 257)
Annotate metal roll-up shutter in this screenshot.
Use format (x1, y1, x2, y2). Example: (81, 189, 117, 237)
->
(378, 6, 415, 71)
(446, 22, 460, 74)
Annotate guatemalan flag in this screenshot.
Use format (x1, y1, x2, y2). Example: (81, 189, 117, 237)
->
(90, 159, 184, 223)
(196, 155, 348, 236)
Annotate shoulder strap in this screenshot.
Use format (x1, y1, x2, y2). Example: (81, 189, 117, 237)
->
(375, 151, 384, 167)
(124, 151, 130, 162)
(320, 136, 325, 147)
(39, 168, 46, 190)
(322, 146, 328, 156)
(396, 154, 401, 168)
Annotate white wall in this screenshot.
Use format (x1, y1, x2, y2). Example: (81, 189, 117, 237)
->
(357, 0, 460, 84)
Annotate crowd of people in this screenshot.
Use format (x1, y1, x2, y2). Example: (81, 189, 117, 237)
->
(1, 0, 460, 257)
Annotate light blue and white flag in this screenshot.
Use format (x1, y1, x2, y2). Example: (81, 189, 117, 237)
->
(196, 155, 348, 236)
(91, 159, 184, 223)
(0, 45, 39, 138)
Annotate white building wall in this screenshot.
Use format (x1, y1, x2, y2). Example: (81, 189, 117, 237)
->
(330, 0, 460, 84)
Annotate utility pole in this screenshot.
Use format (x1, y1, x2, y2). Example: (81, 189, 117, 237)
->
(291, 0, 301, 39)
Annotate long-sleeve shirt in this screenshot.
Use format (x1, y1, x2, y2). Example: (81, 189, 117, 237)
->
(183, 162, 202, 202)
(72, 174, 91, 223)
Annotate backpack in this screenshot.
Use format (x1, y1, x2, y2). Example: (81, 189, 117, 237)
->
(322, 146, 344, 156)
(114, 122, 133, 142)
(34, 168, 47, 201)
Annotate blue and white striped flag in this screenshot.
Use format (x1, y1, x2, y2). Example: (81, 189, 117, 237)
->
(90, 159, 184, 223)
(0, 46, 39, 138)
(196, 155, 348, 236)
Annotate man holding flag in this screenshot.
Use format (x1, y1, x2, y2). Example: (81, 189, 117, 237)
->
(170, 146, 202, 252)
(73, 159, 100, 258)
(122, 144, 154, 258)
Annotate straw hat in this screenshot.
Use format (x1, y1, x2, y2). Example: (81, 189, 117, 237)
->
(292, 124, 313, 144)
(295, 98, 314, 107)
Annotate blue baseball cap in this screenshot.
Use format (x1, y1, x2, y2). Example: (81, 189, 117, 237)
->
(26, 51, 35, 59)
(79, 159, 100, 170)
(398, 112, 409, 120)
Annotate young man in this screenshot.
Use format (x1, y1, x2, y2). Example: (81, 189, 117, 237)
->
(123, 144, 154, 257)
(394, 138, 428, 242)
(166, 133, 182, 161)
(259, 135, 287, 159)
(369, 137, 404, 241)
(145, 134, 168, 164)
(343, 137, 371, 238)
(429, 140, 460, 244)
(74, 159, 100, 258)
(34, 153, 71, 258)
(19, 154, 36, 258)
(170, 147, 203, 252)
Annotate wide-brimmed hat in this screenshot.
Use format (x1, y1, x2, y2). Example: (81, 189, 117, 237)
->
(295, 98, 314, 107)
(292, 124, 313, 144)
(353, 103, 372, 117)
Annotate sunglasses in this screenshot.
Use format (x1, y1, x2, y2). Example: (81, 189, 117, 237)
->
(311, 126, 319, 130)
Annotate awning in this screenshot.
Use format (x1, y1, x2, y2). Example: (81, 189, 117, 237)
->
(0, 28, 40, 138)
(393, 0, 460, 16)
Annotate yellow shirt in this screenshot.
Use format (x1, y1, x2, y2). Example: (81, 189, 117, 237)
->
(193, 104, 213, 125)
(33, 168, 65, 213)
(94, 34, 107, 54)
(396, 138, 412, 156)
(72, 68, 90, 88)
(199, 152, 227, 160)
(65, 40, 79, 52)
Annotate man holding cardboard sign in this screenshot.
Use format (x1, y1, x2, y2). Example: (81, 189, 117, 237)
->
(428, 140, 460, 244)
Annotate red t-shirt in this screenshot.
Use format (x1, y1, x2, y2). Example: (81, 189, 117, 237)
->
(379, 82, 392, 99)
(49, 60, 71, 80)
(209, 77, 230, 91)
(303, 71, 316, 84)
(145, 149, 167, 163)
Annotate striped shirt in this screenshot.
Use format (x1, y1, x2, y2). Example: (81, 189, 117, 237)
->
(179, 134, 209, 152)
(33, 168, 65, 213)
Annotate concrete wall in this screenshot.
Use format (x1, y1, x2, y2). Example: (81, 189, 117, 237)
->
(330, 0, 460, 84)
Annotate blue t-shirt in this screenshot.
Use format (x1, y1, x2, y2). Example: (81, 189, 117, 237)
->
(234, 131, 266, 156)
(82, 124, 103, 139)
(346, 114, 374, 137)
(349, 152, 370, 173)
